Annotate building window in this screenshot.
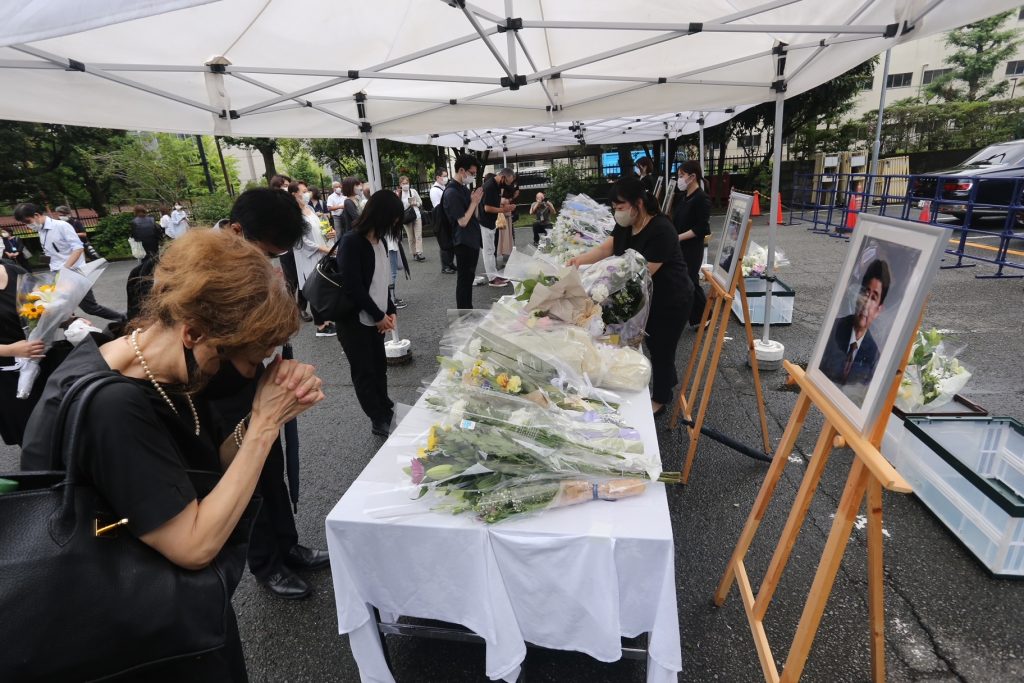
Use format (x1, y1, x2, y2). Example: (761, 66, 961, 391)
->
(737, 134, 762, 148)
(922, 68, 952, 85)
(519, 160, 536, 168)
(886, 72, 913, 88)
(1006, 60, 1024, 76)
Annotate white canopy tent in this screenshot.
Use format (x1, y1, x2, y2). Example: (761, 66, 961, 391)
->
(1, 0, 1017, 348)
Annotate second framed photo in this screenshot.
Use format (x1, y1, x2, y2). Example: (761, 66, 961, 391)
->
(711, 191, 755, 290)
(805, 214, 950, 433)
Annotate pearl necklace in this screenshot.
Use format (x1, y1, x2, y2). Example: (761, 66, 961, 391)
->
(129, 329, 200, 437)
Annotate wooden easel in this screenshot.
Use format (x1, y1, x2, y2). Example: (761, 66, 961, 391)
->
(714, 330, 918, 682)
(669, 223, 772, 484)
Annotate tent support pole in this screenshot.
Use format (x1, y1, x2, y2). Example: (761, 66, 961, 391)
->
(762, 90, 785, 346)
(698, 118, 706, 173)
(870, 48, 891, 178)
(664, 137, 671, 197)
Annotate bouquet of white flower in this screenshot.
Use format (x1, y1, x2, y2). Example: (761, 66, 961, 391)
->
(536, 193, 615, 264)
(578, 249, 652, 345)
(896, 329, 972, 412)
(741, 241, 790, 278)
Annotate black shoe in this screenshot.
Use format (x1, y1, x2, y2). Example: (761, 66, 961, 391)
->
(442, 267, 457, 274)
(371, 419, 391, 436)
(394, 298, 408, 309)
(299, 310, 313, 323)
(285, 544, 331, 571)
(414, 253, 426, 262)
(315, 323, 337, 337)
(259, 568, 311, 600)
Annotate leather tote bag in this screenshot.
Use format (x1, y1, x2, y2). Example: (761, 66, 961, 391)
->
(301, 240, 355, 320)
(0, 371, 258, 682)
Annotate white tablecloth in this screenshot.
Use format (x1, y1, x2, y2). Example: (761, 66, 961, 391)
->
(326, 386, 681, 682)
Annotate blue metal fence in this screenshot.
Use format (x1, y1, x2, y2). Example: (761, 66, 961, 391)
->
(790, 171, 1024, 279)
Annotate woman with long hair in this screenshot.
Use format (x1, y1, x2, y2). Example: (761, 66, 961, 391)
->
(336, 189, 405, 436)
(672, 160, 712, 326)
(568, 178, 693, 415)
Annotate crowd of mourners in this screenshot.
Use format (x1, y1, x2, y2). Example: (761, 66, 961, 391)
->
(0, 152, 713, 680)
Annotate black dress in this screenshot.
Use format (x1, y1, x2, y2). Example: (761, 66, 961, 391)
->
(0, 262, 34, 445)
(612, 215, 694, 405)
(20, 338, 248, 682)
(672, 186, 712, 324)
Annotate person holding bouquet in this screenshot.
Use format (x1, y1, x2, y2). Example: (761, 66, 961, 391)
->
(568, 178, 693, 416)
(0, 260, 45, 444)
(336, 190, 404, 436)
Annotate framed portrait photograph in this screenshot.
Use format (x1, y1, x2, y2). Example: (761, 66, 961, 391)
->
(711, 191, 755, 290)
(806, 214, 950, 433)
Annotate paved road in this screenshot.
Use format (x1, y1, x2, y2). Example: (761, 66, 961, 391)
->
(3, 216, 1022, 682)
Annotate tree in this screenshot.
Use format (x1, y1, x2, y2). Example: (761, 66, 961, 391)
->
(221, 136, 279, 182)
(278, 139, 328, 187)
(0, 122, 129, 214)
(925, 11, 1022, 102)
(307, 138, 365, 178)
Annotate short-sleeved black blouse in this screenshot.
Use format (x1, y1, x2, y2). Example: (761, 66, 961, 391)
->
(611, 214, 693, 314)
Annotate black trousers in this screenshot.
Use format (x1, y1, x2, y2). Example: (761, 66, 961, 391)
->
(279, 251, 307, 313)
(79, 288, 123, 321)
(439, 247, 456, 271)
(532, 222, 551, 245)
(454, 244, 479, 309)
(208, 367, 299, 582)
(337, 316, 394, 423)
(645, 302, 691, 405)
(681, 240, 707, 325)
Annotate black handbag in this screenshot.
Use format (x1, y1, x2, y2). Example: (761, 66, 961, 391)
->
(302, 240, 355, 320)
(403, 205, 418, 225)
(0, 371, 258, 682)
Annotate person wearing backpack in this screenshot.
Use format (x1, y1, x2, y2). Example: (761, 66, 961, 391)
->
(430, 168, 456, 274)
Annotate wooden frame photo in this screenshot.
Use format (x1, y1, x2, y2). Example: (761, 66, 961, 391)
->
(711, 191, 755, 290)
(806, 214, 949, 433)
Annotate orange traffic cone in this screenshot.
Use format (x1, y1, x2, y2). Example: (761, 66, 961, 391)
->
(845, 194, 861, 229)
(751, 191, 762, 217)
(918, 200, 931, 222)
(776, 192, 784, 225)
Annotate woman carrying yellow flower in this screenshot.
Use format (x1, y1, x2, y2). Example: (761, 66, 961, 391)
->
(1, 262, 46, 445)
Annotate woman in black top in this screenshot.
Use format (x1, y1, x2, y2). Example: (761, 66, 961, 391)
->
(130, 205, 160, 257)
(20, 230, 324, 682)
(636, 156, 658, 200)
(672, 160, 712, 325)
(0, 261, 45, 444)
(569, 178, 693, 415)
(336, 190, 403, 436)
(340, 176, 363, 234)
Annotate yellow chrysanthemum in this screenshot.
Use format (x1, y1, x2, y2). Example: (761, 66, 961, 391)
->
(417, 447, 428, 460)
(26, 293, 41, 302)
(38, 284, 56, 293)
(426, 426, 438, 451)
(506, 376, 522, 393)
(496, 373, 509, 388)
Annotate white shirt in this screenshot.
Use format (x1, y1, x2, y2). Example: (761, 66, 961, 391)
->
(400, 187, 421, 220)
(326, 190, 346, 216)
(429, 182, 445, 211)
(38, 216, 84, 271)
(159, 214, 171, 233)
(168, 209, 189, 239)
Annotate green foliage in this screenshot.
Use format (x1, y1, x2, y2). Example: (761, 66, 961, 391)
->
(89, 212, 134, 256)
(278, 139, 327, 186)
(0, 122, 130, 214)
(307, 138, 365, 178)
(925, 12, 1021, 102)
(191, 192, 234, 225)
(547, 163, 587, 206)
(860, 97, 1024, 155)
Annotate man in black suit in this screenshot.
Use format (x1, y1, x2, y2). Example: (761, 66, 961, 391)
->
(819, 259, 891, 402)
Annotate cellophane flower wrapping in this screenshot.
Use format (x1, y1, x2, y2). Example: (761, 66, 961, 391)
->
(536, 193, 615, 265)
(741, 241, 790, 278)
(896, 329, 972, 412)
(578, 249, 652, 345)
(14, 267, 99, 398)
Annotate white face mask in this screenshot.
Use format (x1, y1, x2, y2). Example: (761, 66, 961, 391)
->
(464, 174, 476, 186)
(614, 207, 636, 227)
(438, 176, 448, 185)
(354, 186, 363, 196)
(303, 192, 311, 202)
(334, 187, 342, 195)
(677, 178, 687, 191)
(401, 184, 409, 191)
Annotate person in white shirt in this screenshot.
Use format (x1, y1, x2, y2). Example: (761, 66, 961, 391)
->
(325, 181, 347, 235)
(429, 168, 456, 274)
(13, 203, 124, 321)
(159, 206, 171, 238)
(167, 203, 190, 239)
(397, 175, 425, 262)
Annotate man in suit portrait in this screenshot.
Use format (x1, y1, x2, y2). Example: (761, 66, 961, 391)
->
(819, 258, 891, 402)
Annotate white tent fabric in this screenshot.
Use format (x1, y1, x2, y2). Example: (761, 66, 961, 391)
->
(0, 0, 1017, 139)
(390, 109, 749, 154)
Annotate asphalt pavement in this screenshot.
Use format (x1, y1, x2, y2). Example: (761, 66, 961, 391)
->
(2, 215, 1022, 682)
